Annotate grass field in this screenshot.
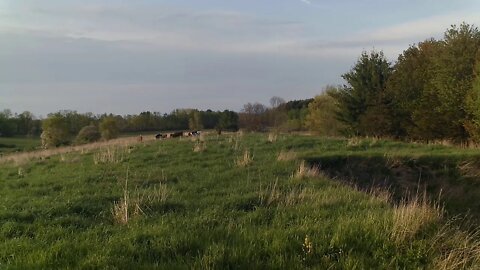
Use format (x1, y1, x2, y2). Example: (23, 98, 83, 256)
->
(0, 137, 41, 154)
(0, 133, 479, 269)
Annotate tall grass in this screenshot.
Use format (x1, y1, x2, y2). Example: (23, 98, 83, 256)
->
(391, 192, 443, 243)
(93, 147, 127, 164)
(258, 179, 309, 207)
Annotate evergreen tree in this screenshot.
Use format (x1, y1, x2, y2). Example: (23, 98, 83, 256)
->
(333, 50, 392, 136)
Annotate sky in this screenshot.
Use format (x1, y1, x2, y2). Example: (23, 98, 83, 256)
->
(1, 0, 480, 116)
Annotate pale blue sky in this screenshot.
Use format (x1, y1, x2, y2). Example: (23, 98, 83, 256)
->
(1, 0, 479, 115)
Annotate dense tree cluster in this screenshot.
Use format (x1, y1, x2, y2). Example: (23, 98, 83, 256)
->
(0, 110, 41, 137)
(329, 23, 480, 142)
(238, 98, 312, 131)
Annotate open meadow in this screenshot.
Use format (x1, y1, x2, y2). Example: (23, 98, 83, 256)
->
(0, 137, 41, 154)
(0, 133, 479, 269)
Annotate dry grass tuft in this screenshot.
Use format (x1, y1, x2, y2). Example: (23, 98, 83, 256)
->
(432, 225, 480, 270)
(193, 141, 207, 153)
(346, 137, 362, 147)
(367, 187, 391, 204)
(93, 147, 127, 164)
(293, 161, 322, 179)
(112, 170, 169, 225)
(277, 150, 297, 161)
(112, 174, 133, 225)
(428, 139, 454, 147)
(267, 133, 277, 143)
(458, 161, 480, 178)
(236, 150, 253, 167)
(391, 192, 443, 243)
(228, 133, 243, 150)
(384, 153, 403, 169)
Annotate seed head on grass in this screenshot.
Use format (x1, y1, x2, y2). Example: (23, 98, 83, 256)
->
(236, 150, 253, 167)
(17, 167, 25, 178)
(302, 234, 314, 260)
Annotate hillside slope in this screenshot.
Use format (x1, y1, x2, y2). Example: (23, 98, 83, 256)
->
(0, 134, 479, 269)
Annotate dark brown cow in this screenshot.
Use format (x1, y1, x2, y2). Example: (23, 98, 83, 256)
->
(170, 132, 183, 138)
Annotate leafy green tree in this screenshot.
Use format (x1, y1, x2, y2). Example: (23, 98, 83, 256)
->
(75, 125, 101, 144)
(305, 86, 344, 136)
(216, 110, 239, 134)
(99, 117, 119, 140)
(432, 23, 480, 141)
(386, 40, 442, 139)
(16, 111, 35, 136)
(41, 114, 70, 148)
(189, 110, 204, 130)
(333, 50, 392, 136)
(465, 54, 480, 140)
(0, 109, 16, 137)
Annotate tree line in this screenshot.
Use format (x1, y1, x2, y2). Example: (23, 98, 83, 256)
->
(0, 96, 315, 148)
(0, 109, 239, 147)
(307, 23, 480, 142)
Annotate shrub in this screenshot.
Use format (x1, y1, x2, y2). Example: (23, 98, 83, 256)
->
(41, 115, 70, 148)
(99, 117, 119, 140)
(75, 125, 100, 144)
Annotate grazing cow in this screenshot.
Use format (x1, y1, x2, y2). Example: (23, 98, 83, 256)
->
(155, 133, 163, 140)
(191, 131, 200, 136)
(137, 135, 143, 142)
(171, 132, 183, 138)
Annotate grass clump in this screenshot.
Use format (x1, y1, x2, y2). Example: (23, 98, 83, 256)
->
(235, 150, 253, 167)
(112, 170, 169, 225)
(293, 160, 322, 179)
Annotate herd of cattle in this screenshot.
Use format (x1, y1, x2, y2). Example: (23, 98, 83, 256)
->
(155, 130, 201, 140)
